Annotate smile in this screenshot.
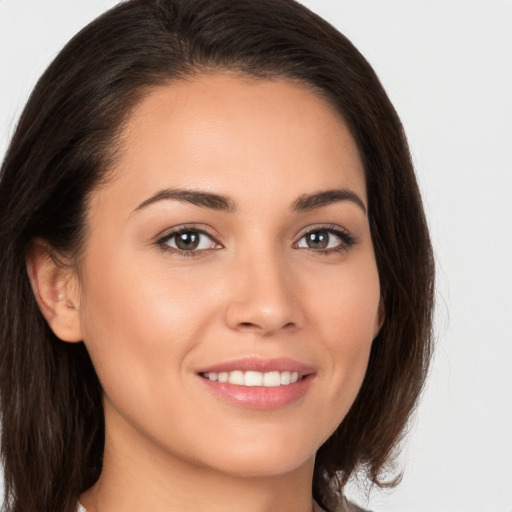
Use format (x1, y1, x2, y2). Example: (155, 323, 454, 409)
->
(197, 358, 315, 409)
(201, 370, 300, 387)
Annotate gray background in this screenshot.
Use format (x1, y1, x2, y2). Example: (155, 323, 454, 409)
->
(1, 1, 511, 511)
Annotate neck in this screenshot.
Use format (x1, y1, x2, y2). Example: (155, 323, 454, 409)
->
(81, 407, 318, 512)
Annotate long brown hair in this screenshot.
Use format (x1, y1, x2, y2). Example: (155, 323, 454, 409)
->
(0, 1, 434, 511)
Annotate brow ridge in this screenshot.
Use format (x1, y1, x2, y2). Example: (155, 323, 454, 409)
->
(133, 187, 366, 215)
(133, 188, 236, 213)
(291, 189, 367, 213)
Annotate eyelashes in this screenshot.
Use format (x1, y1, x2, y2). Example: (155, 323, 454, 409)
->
(155, 225, 221, 257)
(158, 228, 221, 253)
(155, 224, 357, 258)
(294, 225, 356, 254)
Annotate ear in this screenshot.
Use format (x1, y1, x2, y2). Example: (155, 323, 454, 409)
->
(26, 240, 83, 343)
(373, 297, 385, 339)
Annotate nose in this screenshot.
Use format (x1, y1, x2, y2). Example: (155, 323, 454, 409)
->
(224, 249, 304, 335)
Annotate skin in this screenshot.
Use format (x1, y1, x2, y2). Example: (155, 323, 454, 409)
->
(29, 74, 382, 512)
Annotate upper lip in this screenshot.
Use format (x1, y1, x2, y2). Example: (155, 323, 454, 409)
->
(196, 357, 316, 376)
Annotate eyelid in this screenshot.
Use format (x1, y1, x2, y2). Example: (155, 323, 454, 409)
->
(294, 223, 353, 240)
(293, 223, 357, 252)
(154, 224, 223, 255)
(153, 223, 356, 257)
(155, 223, 219, 241)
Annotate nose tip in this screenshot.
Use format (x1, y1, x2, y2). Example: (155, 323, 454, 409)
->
(234, 309, 297, 334)
(224, 258, 303, 335)
(225, 298, 299, 335)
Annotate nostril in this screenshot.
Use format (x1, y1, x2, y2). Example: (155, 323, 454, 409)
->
(224, 296, 304, 334)
(236, 321, 296, 332)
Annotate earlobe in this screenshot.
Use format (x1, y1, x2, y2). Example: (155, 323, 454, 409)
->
(26, 240, 83, 343)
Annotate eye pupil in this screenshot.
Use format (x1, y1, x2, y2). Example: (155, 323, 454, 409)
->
(175, 231, 200, 250)
(307, 231, 329, 249)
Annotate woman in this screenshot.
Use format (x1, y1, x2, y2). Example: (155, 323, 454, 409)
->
(0, 1, 434, 511)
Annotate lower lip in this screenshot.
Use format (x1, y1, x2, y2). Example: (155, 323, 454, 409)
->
(199, 375, 314, 409)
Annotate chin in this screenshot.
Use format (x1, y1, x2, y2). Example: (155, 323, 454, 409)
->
(189, 428, 319, 478)
(208, 452, 314, 479)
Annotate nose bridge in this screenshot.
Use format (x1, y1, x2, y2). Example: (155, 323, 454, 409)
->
(224, 240, 302, 334)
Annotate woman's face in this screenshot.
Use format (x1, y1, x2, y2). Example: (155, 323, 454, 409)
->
(73, 75, 382, 478)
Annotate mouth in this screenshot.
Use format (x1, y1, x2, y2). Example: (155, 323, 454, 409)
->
(196, 358, 315, 409)
(200, 370, 305, 387)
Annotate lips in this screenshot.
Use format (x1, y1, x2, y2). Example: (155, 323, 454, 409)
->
(197, 357, 315, 375)
(197, 357, 315, 409)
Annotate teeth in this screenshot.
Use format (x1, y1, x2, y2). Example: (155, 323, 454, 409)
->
(245, 371, 263, 386)
(263, 371, 280, 387)
(203, 370, 303, 387)
(228, 370, 244, 385)
(280, 371, 291, 385)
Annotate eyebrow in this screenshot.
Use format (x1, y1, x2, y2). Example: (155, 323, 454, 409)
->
(133, 188, 236, 213)
(132, 187, 366, 215)
(291, 189, 367, 214)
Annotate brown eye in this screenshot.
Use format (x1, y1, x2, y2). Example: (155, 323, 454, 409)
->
(175, 231, 200, 250)
(295, 227, 356, 253)
(302, 231, 330, 249)
(162, 230, 218, 252)
(297, 230, 338, 250)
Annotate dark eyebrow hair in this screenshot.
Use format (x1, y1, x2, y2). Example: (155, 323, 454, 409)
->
(133, 187, 366, 216)
(291, 189, 367, 214)
(133, 188, 236, 213)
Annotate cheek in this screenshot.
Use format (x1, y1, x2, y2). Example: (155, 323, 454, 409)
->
(304, 254, 380, 423)
(77, 251, 220, 397)
(311, 251, 381, 347)
(82, 242, 214, 327)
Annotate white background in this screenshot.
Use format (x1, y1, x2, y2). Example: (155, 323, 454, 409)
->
(1, 1, 511, 511)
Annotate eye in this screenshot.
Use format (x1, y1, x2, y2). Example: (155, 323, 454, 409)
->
(295, 227, 356, 253)
(158, 228, 221, 254)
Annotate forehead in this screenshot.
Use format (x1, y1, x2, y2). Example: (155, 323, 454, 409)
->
(95, 74, 366, 215)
